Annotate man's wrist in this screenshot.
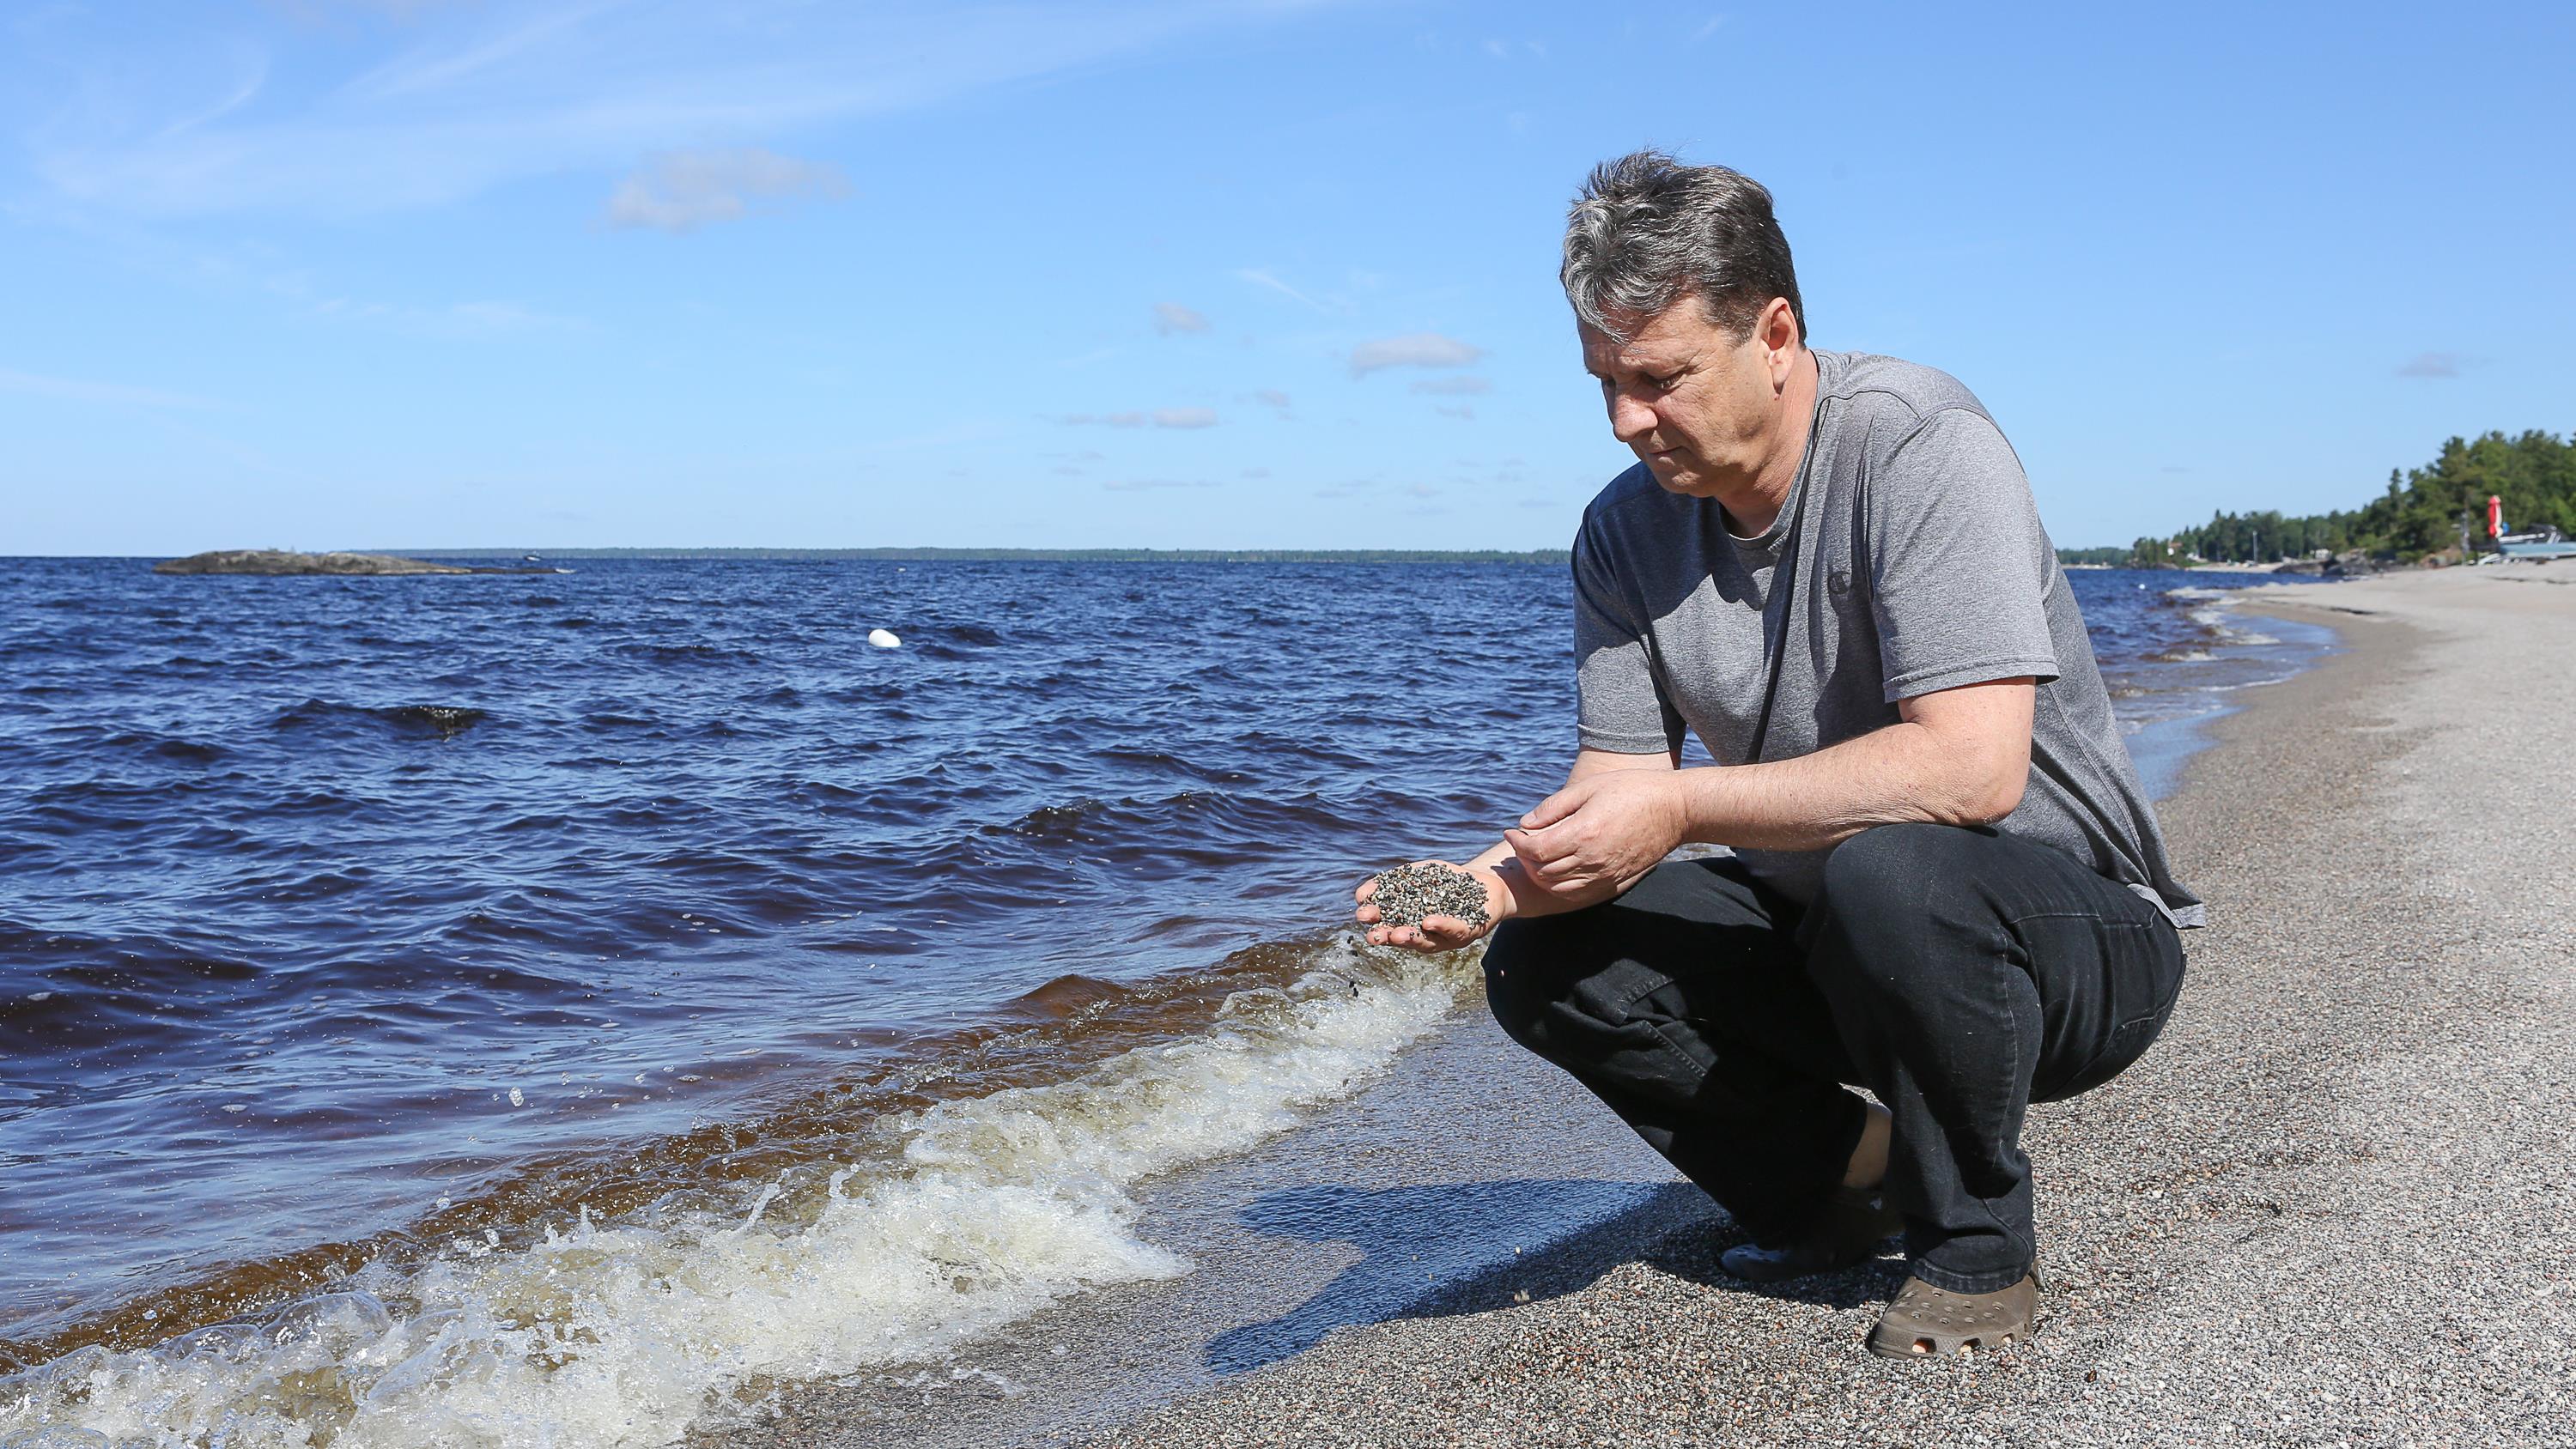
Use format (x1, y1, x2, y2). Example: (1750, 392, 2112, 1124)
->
(1479, 858, 1545, 921)
(1664, 766, 1720, 847)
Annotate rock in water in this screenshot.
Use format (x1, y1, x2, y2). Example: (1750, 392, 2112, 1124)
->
(867, 628, 902, 649)
(151, 549, 555, 576)
(1365, 863, 1491, 930)
(155, 549, 471, 576)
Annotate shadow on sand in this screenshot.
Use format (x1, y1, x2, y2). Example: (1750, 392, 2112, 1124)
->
(1206, 1179, 1906, 1375)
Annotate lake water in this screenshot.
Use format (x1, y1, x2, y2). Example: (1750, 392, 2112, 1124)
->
(0, 557, 2324, 1446)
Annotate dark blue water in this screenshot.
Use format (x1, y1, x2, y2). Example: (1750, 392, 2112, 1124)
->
(0, 558, 2324, 1444)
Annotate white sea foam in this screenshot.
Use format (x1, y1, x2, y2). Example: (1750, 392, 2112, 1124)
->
(2176, 594, 2282, 648)
(0, 941, 1473, 1449)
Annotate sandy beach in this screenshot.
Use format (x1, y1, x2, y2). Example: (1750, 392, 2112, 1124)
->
(998, 564, 2576, 1448)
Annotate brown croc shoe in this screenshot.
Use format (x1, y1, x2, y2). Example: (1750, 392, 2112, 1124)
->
(1865, 1272, 2039, 1358)
(1718, 1183, 1902, 1283)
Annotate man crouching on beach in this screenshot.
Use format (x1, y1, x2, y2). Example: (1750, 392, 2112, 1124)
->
(1353, 151, 2202, 1358)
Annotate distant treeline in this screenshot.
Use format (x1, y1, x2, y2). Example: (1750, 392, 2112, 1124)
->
(398, 547, 1573, 565)
(2068, 429, 2574, 567)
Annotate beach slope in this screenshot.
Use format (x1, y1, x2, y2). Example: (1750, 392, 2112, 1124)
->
(1072, 565, 2576, 1446)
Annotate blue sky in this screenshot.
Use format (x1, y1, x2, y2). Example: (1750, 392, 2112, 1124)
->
(4, 0, 2570, 555)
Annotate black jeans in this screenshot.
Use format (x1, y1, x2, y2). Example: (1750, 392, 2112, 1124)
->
(1482, 822, 2187, 1293)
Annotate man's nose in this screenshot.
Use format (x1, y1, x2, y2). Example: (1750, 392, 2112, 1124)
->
(1607, 391, 1658, 444)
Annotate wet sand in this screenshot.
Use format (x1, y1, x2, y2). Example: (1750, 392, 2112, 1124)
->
(1049, 566, 2576, 1446)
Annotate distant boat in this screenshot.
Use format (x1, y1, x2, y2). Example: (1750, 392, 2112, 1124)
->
(2488, 496, 2576, 560)
(2499, 534, 2576, 560)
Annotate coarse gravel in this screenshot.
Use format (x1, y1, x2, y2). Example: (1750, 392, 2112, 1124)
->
(1063, 566, 2576, 1448)
(1365, 863, 1492, 930)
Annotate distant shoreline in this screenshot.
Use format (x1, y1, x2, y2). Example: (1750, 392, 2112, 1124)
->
(383, 547, 1577, 564)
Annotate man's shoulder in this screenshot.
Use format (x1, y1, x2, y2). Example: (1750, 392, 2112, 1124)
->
(1578, 460, 1673, 537)
(1816, 350, 1996, 440)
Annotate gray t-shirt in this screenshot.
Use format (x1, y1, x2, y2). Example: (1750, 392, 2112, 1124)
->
(1572, 349, 2204, 928)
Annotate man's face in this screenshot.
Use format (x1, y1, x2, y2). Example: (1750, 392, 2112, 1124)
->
(1578, 299, 1782, 499)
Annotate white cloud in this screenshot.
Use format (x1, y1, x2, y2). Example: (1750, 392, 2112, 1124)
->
(2395, 351, 2465, 379)
(1060, 408, 1219, 428)
(1153, 302, 1209, 335)
(21, 2, 1353, 219)
(1235, 267, 1322, 309)
(1409, 375, 1491, 395)
(605, 147, 848, 232)
(307, 294, 585, 339)
(1349, 331, 1482, 376)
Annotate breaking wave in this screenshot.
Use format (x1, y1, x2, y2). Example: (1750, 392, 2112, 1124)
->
(0, 938, 1477, 1449)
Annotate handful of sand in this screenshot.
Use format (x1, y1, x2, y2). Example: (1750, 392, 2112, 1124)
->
(1364, 863, 1492, 930)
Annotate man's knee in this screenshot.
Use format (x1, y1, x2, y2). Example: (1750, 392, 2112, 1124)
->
(1818, 823, 1988, 923)
(1811, 824, 1997, 997)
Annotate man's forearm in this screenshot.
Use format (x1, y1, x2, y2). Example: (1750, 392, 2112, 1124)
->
(1673, 718, 2020, 852)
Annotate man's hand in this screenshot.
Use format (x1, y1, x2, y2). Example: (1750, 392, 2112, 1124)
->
(1353, 860, 1512, 952)
(1503, 768, 1687, 900)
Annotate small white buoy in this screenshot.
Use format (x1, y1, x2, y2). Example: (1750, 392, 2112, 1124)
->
(867, 628, 902, 649)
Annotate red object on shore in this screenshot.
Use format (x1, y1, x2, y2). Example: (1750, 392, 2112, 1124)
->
(2490, 494, 2506, 539)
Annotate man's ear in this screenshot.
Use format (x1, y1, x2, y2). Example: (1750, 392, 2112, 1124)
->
(1759, 297, 1801, 385)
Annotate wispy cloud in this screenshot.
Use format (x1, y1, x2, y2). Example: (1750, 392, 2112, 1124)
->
(275, 1, 488, 21)
(1409, 375, 1491, 395)
(2395, 351, 2466, 379)
(21, 2, 1346, 218)
(1103, 477, 1218, 492)
(1689, 15, 1728, 44)
(1060, 407, 1220, 428)
(1252, 388, 1291, 410)
(0, 367, 218, 410)
(1350, 331, 1482, 376)
(308, 295, 586, 339)
(1235, 267, 1322, 310)
(1153, 302, 1209, 335)
(1433, 404, 1475, 420)
(605, 147, 849, 232)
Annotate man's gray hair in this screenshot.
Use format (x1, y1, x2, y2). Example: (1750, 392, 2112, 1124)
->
(1560, 150, 1807, 344)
